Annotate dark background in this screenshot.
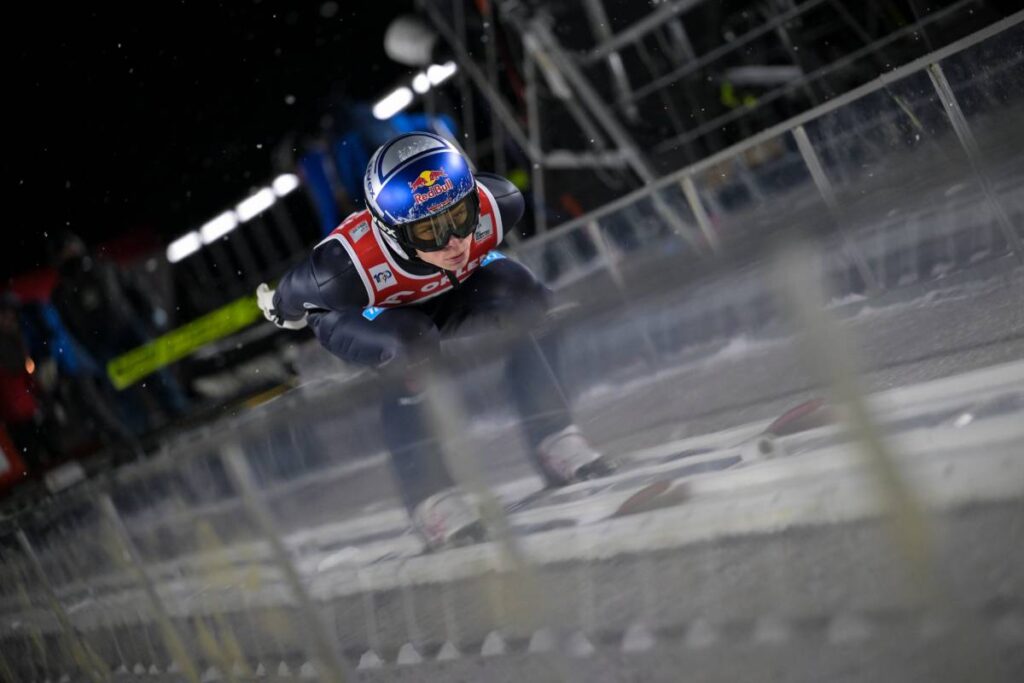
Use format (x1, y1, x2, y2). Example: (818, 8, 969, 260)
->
(7, 1, 414, 281)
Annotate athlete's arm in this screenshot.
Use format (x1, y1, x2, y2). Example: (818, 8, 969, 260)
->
(273, 236, 369, 319)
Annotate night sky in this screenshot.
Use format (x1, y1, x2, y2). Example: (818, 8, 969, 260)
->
(8, 1, 415, 281)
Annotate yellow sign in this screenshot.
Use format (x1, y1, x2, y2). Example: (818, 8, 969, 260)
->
(107, 295, 263, 390)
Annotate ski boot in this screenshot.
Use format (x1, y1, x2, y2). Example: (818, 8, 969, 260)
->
(412, 487, 487, 551)
(535, 425, 616, 486)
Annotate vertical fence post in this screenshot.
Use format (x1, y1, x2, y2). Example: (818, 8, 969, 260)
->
(792, 124, 881, 293)
(3, 546, 49, 681)
(452, 0, 477, 160)
(0, 644, 17, 683)
(521, 17, 712, 252)
(581, 218, 663, 368)
(219, 442, 353, 682)
(927, 61, 1024, 263)
(96, 493, 201, 683)
(681, 174, 721, 253)
(15, 528, 111, 683)
(417, 0, 539, 162)
(772, 241, 1005, 682)
(524, 51, 548, 235)
(481, 0, 507, 175)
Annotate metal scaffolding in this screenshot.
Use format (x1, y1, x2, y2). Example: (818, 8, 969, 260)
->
(419, 0, 1011, 240)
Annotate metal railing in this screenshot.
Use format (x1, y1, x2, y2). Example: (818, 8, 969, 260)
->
(512, 12, 1023, 292)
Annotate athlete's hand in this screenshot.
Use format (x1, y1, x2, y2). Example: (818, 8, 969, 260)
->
(256, 283, 307, 330)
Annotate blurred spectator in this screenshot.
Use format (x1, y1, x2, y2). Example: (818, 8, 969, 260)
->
(48, 231, 189, 434)
(0, 293, 59, 474)
(19, 300, 144, 463)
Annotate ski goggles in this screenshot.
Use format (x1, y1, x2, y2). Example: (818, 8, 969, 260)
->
(400, 191, 480, 252)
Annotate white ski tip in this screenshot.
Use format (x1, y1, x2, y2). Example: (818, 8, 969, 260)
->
(299, 661, 318, 678)
(481, 631, 507, 656)
(317, 547, 363, 573)
(254, 662, 267, 677)
(358, 650, 383, 669)
(132, 663, 146, 675)
(201, 666, 222, 682)
(148, 664, 161, 675)
(397, 643, 423, 665)
(277, 661, 292, 677)
(621, 622, 656, 652)
(567, 631, 595, 657)
(436, 641, 461, 661)
(528, 627, 557, 653)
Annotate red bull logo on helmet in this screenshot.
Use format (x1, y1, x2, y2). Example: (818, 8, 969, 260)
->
(408, 168, 454, 204)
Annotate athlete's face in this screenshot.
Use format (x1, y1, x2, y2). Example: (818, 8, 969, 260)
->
(411, 198, 474, 270)
(415, 233, 472, 271)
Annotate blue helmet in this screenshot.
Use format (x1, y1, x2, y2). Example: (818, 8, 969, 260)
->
(364, 132, 479, 252)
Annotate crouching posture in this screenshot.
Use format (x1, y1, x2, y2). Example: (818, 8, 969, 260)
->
(258, 132, 612, 548)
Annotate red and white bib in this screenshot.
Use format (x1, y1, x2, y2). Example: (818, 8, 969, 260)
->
(322, 183, 504, 309)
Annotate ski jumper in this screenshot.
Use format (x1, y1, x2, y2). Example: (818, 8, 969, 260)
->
(275, 174, 572, 510)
